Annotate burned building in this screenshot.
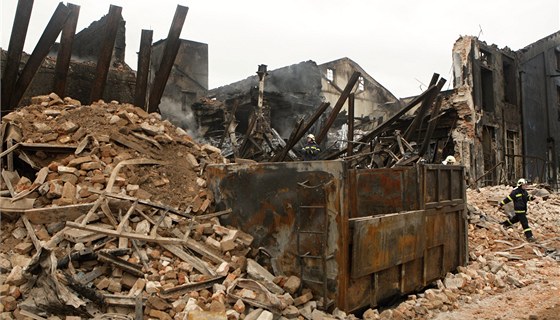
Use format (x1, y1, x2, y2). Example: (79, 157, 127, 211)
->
(148, 39, 209, 129)
(204, 59, 400, 154)
(447, 32, 560, 187)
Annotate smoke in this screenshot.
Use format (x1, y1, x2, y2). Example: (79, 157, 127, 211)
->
(158, 97, 200, 139)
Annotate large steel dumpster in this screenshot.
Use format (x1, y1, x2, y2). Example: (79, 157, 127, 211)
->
(206, 160, 467, 312)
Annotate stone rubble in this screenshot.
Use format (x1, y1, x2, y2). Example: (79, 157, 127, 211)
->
(0, 95, 559, 319)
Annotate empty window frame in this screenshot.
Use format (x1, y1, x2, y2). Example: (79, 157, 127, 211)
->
(480, 49, 493, 67)
(358, 76, 365, 91)
(505, 130, 518, 182)
(502, 55, 517, 105)
(481, 67, 495, 112)
(326, 68, 334, 81)
(556, 46, 560, 70)
(557, 86, 560, 121)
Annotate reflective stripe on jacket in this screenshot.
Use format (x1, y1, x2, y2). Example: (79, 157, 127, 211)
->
(500, 187, 534, 212)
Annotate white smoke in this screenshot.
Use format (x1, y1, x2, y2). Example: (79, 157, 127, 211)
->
(158, 97, 200, 139)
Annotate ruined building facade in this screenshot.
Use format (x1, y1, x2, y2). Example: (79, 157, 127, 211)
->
(449, 32, 560, 187)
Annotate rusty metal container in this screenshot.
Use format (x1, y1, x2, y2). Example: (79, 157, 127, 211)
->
(206, 160, 467, 312)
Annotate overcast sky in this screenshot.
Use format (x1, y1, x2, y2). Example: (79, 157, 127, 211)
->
(1, 0, 559, 98)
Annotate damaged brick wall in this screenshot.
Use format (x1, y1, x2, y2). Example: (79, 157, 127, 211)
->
(0, 50, 135, 107)
(449, 36, 524, 186)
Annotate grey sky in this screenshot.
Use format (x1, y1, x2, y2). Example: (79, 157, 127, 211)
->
(1, 0, 559, 98)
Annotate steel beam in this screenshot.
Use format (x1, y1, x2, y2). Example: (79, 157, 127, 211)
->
(9, 2, 70, 109)
(89, 5, 122, 103)
(133, 29, 153, 109)
(147, 5, 189, 113)
(53, 3, 80, 97)
(1, 0, 34, 111)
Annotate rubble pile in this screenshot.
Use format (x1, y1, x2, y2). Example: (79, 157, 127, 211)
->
(359, 185, 560, 320)
(1, 94, 559, 319)
(0, 95, 344, 320)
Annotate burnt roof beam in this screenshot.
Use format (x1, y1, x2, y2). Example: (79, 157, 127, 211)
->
(53, 3, 80, 98)
(134, 29, 154, 109)
(316, 71, 361, 143)
(147, 5, 189, 113)
(1, 0, 34, 112)
(89, 5, 122, 103)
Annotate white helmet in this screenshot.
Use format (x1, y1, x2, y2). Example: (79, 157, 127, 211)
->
(307, 134, 315, 141)
(517, 178, 528, 186)
(442, 155, 456, 165)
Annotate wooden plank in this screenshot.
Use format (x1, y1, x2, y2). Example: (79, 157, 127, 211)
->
(0, 197, 34, 211)
(22, 216, 41, 251)
(25, 202, 94, 224)
(1, 169, 19, 197)
(109, 132, 159, 159)
(171, 228, 227, 265)
(161, 243, 215, 276)
(65, 221, 187, 245)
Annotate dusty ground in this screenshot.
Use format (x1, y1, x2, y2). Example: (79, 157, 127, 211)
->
(431, 186, 560, 320)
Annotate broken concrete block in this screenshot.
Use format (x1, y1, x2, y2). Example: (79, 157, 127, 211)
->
(6, 266, 27, 286)
(141, 122, 164, 136)
(293, 291, 313, 306)
(14, 242, 34, 255)
(444, 276, 466, 289)
(33, 122, 51, 133)
(185, 153, 199, 168)
(149, 309, 172, 320)
(148, 296, 171, 310)
(68, 156, 93, 167)
(202, 144, 221, 155)
(256, 310, 274, 320)
(81, 161, 102, 171)
(283, 275, 301, 295)
(60, 121, 79, 134)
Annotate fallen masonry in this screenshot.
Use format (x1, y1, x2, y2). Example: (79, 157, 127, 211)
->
(0, 95, 559, 320)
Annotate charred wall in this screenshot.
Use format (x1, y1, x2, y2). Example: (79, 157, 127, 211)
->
(148, 39, 209, 132)
(518, 31, 560, 186)
(0, 50, 135, 107)
(449, 36, 523, 186)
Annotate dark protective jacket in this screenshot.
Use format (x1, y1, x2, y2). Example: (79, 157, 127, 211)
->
(500, 187, 535, 213)
(302, 141, 320, 161)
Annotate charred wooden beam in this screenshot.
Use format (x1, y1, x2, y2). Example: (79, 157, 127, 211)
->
(133, 29, 153, 109)
(97, 251, 144, 277)
(147, 5, 189, 113)
(9, 2, 70, 108)
(89, 5, 122, 103)
(160, 275, 225, 298)
(325, 84, 439, 160)
(316, 71, 360, 143)
(53, 3, 80, 97)
(347, 93, 355, 157)
(1, 0, 34, 111)
(403, 75, 446, 142)
(418, 96, 443, 157)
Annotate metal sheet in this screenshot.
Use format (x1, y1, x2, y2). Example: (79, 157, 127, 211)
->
(351, 211, 425, 278)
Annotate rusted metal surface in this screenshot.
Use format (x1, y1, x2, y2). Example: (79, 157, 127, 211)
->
(206, 161, 467, 312)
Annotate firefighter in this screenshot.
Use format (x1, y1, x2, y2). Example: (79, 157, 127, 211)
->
(302, 134, 320, 161)
(498, 178, 537, 242)
(442, 155, 456, 165)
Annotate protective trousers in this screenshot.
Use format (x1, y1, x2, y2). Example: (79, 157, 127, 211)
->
(502, 212, 533, 238)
